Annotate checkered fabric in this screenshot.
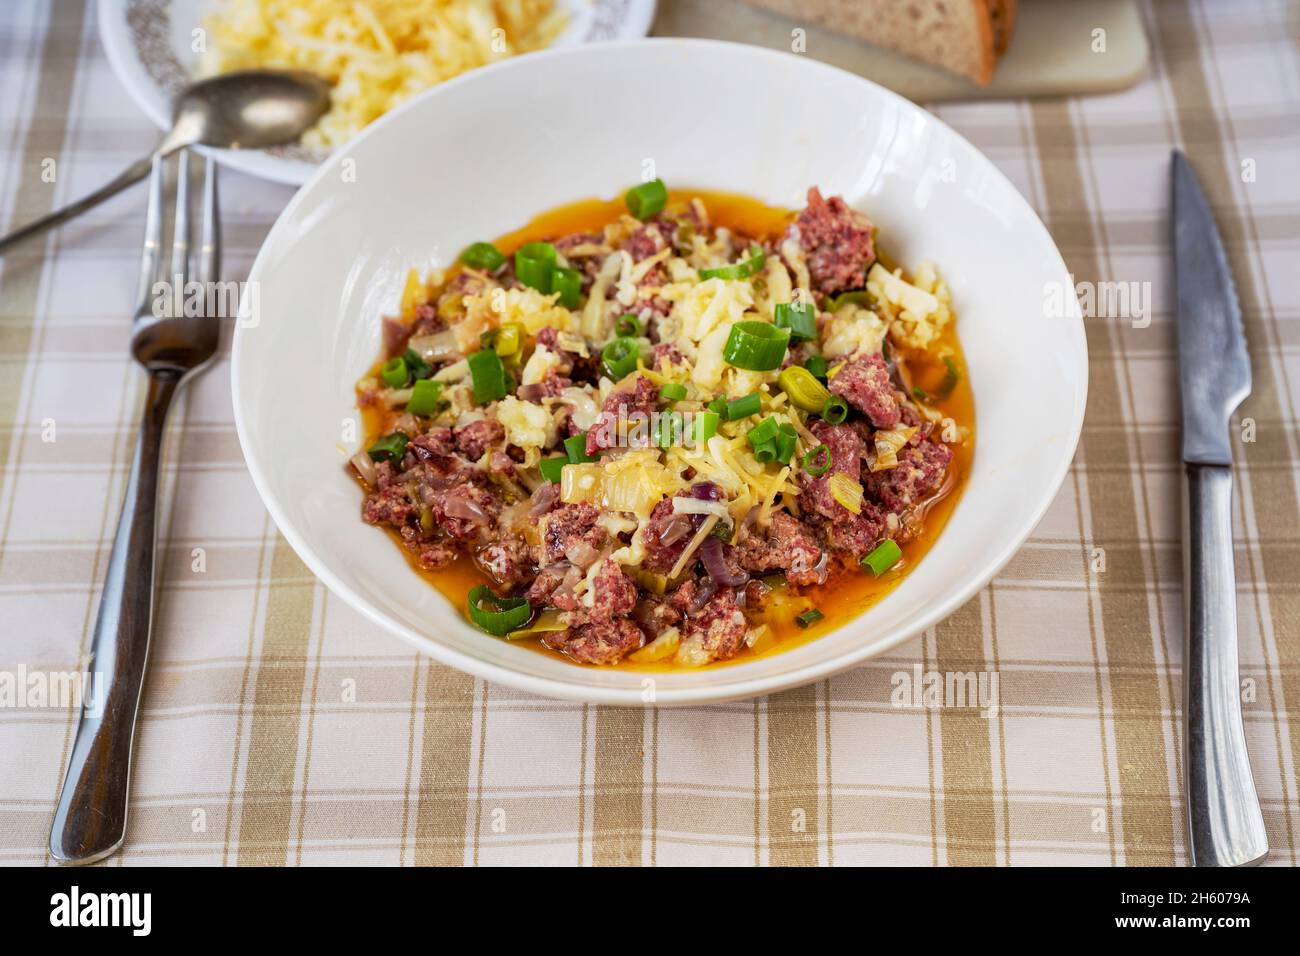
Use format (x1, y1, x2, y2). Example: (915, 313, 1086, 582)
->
(1, 0, 1297, 866)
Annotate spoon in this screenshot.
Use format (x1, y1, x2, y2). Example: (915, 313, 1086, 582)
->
(0, 69, 329, 254)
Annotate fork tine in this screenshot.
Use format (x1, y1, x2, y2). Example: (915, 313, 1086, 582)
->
(135, 153, 165, 307)
(197, 157, 220, 289)
(170, 149, 191, 286)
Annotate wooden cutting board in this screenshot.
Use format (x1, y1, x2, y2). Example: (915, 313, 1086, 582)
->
(651, 0, 1150, 101)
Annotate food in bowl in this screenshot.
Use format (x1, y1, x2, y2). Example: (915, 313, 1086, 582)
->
(200, 0, 568, 147)
(350, 183, 973, 668)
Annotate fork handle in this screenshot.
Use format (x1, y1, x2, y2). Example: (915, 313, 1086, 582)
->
(1183, 463, 1269, 866)
(0, 155, 155, 255)
(49, 371, 179, 864)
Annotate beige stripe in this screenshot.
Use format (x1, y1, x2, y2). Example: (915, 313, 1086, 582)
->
(1031, 100, 1177, 865)
(1159, 0, 1300, 857)
(412, 663, 475, 865)
(766, 684, 820, 865)
(934, 596, 996, 865)
(591, 706, 645, 866)
(3, 0, 102, 869)
(234, 537, 314, 865)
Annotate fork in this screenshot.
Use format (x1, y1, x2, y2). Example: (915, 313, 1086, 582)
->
(49, 150, 221, 864)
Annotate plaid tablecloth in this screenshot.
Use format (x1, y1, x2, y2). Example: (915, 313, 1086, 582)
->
(1, 0, 1297, 867)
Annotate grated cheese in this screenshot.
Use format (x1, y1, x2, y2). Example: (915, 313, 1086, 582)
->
(201, 0, 568, 148)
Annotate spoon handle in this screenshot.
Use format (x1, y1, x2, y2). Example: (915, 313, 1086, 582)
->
(0, 155, 155, 255)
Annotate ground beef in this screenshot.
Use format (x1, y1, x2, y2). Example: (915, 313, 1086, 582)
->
(536, 502, 606, 567)
(554, 617, 645, 665)
(735, 512, 826, 586)
(632, 595, 682, 638)
(453, 419, 504, 461)
(808, 504, 888, 560)
(586, 375, 659, 455)
(865, 439, 952, 512)
(547, 559, 645, 664)
(522, 370, 571, 403)
(411, 538, 458, 570)
(476, 536, 534, 590)
(650, 342, 685, 369)
(799, 421, 865, 521)
(412, 428, 456, 457)
(536, 327, 601, 384)
(429, 481, 500, 541)
(362, 483, 415, 527)
(623, 221, 671, 262)
(641, 497, 692, 574)
(525, 563, 582, 611)
(788, 186, 875, 296)
(588, 558, 638, 619)
(830, 352, 900, 429)
(673, 584, 747, 665)
(411, 301, 445, 337)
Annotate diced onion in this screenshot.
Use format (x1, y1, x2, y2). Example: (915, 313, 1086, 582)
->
(827, 472, 863, 515)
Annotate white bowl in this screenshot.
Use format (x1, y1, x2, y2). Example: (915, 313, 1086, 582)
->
(232, 39, 1087, 706)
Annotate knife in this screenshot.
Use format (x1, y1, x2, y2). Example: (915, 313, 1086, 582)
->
(1172, 150, 1268, 867)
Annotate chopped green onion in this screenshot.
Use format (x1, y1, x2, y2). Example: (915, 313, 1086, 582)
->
(752, 439, 777, 464)
(552, 267, 581, 309)
(802, 444, 831, 477)
(615, 313, 644, 337)
(707, 396, 728, 416)
(381, 355, 408, 388)
(710, 521, 733, 543)
(774, 424, 798, 464)
(539, 456, 567, 484)
(601, 337, 641, 380)
(625, 179, 668, 220)
(467, 348, 508, 404)
(700, 244, 766, 281)
(746, 416, 779, 448)
(564, 432, 598, 463)
(467, 585, 533, 636)
(367, 431, 410, 463)
(499, 323, 523, 357)
(726, 393, 762, 420)
(659, 382, 687, 402)
(693, 410, 719, 445)
(404, 348, 432, 380)
(406, 378, 444, 416)
(460, 241, 505, 272)
(515, 241, 556, 293)
(805, 355, 829, 381)
(654, 411, 685, 449)
(822, 394, 849, 425)
(723, 320, 790, 371)
(774, 301, 817, 342)
(862, 539, 902, 577)
(795, 608, 824, 628)
(778, 365, 832, 412)
(828, 290, 872, 312)
(936, 355, 961, 400)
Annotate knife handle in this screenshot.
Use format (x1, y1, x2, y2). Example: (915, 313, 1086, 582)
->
(1183, 463, 1268, 866)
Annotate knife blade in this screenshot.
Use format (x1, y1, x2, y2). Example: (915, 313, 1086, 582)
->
(1173, 150, 1251, 464)
(1172, 150, 1268, 867)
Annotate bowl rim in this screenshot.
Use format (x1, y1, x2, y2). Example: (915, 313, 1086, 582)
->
(231, 37, 1088, 706)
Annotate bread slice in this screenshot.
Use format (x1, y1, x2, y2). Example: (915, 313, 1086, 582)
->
(738, 0, 1018, 86)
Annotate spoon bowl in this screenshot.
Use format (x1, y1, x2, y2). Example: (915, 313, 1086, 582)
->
(161, 69, 332, 154)
(0, 69, 331, 254)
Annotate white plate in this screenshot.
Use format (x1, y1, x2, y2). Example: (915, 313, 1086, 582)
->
(231, 39, 1087, 706)
(97, 0, 658, 185)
